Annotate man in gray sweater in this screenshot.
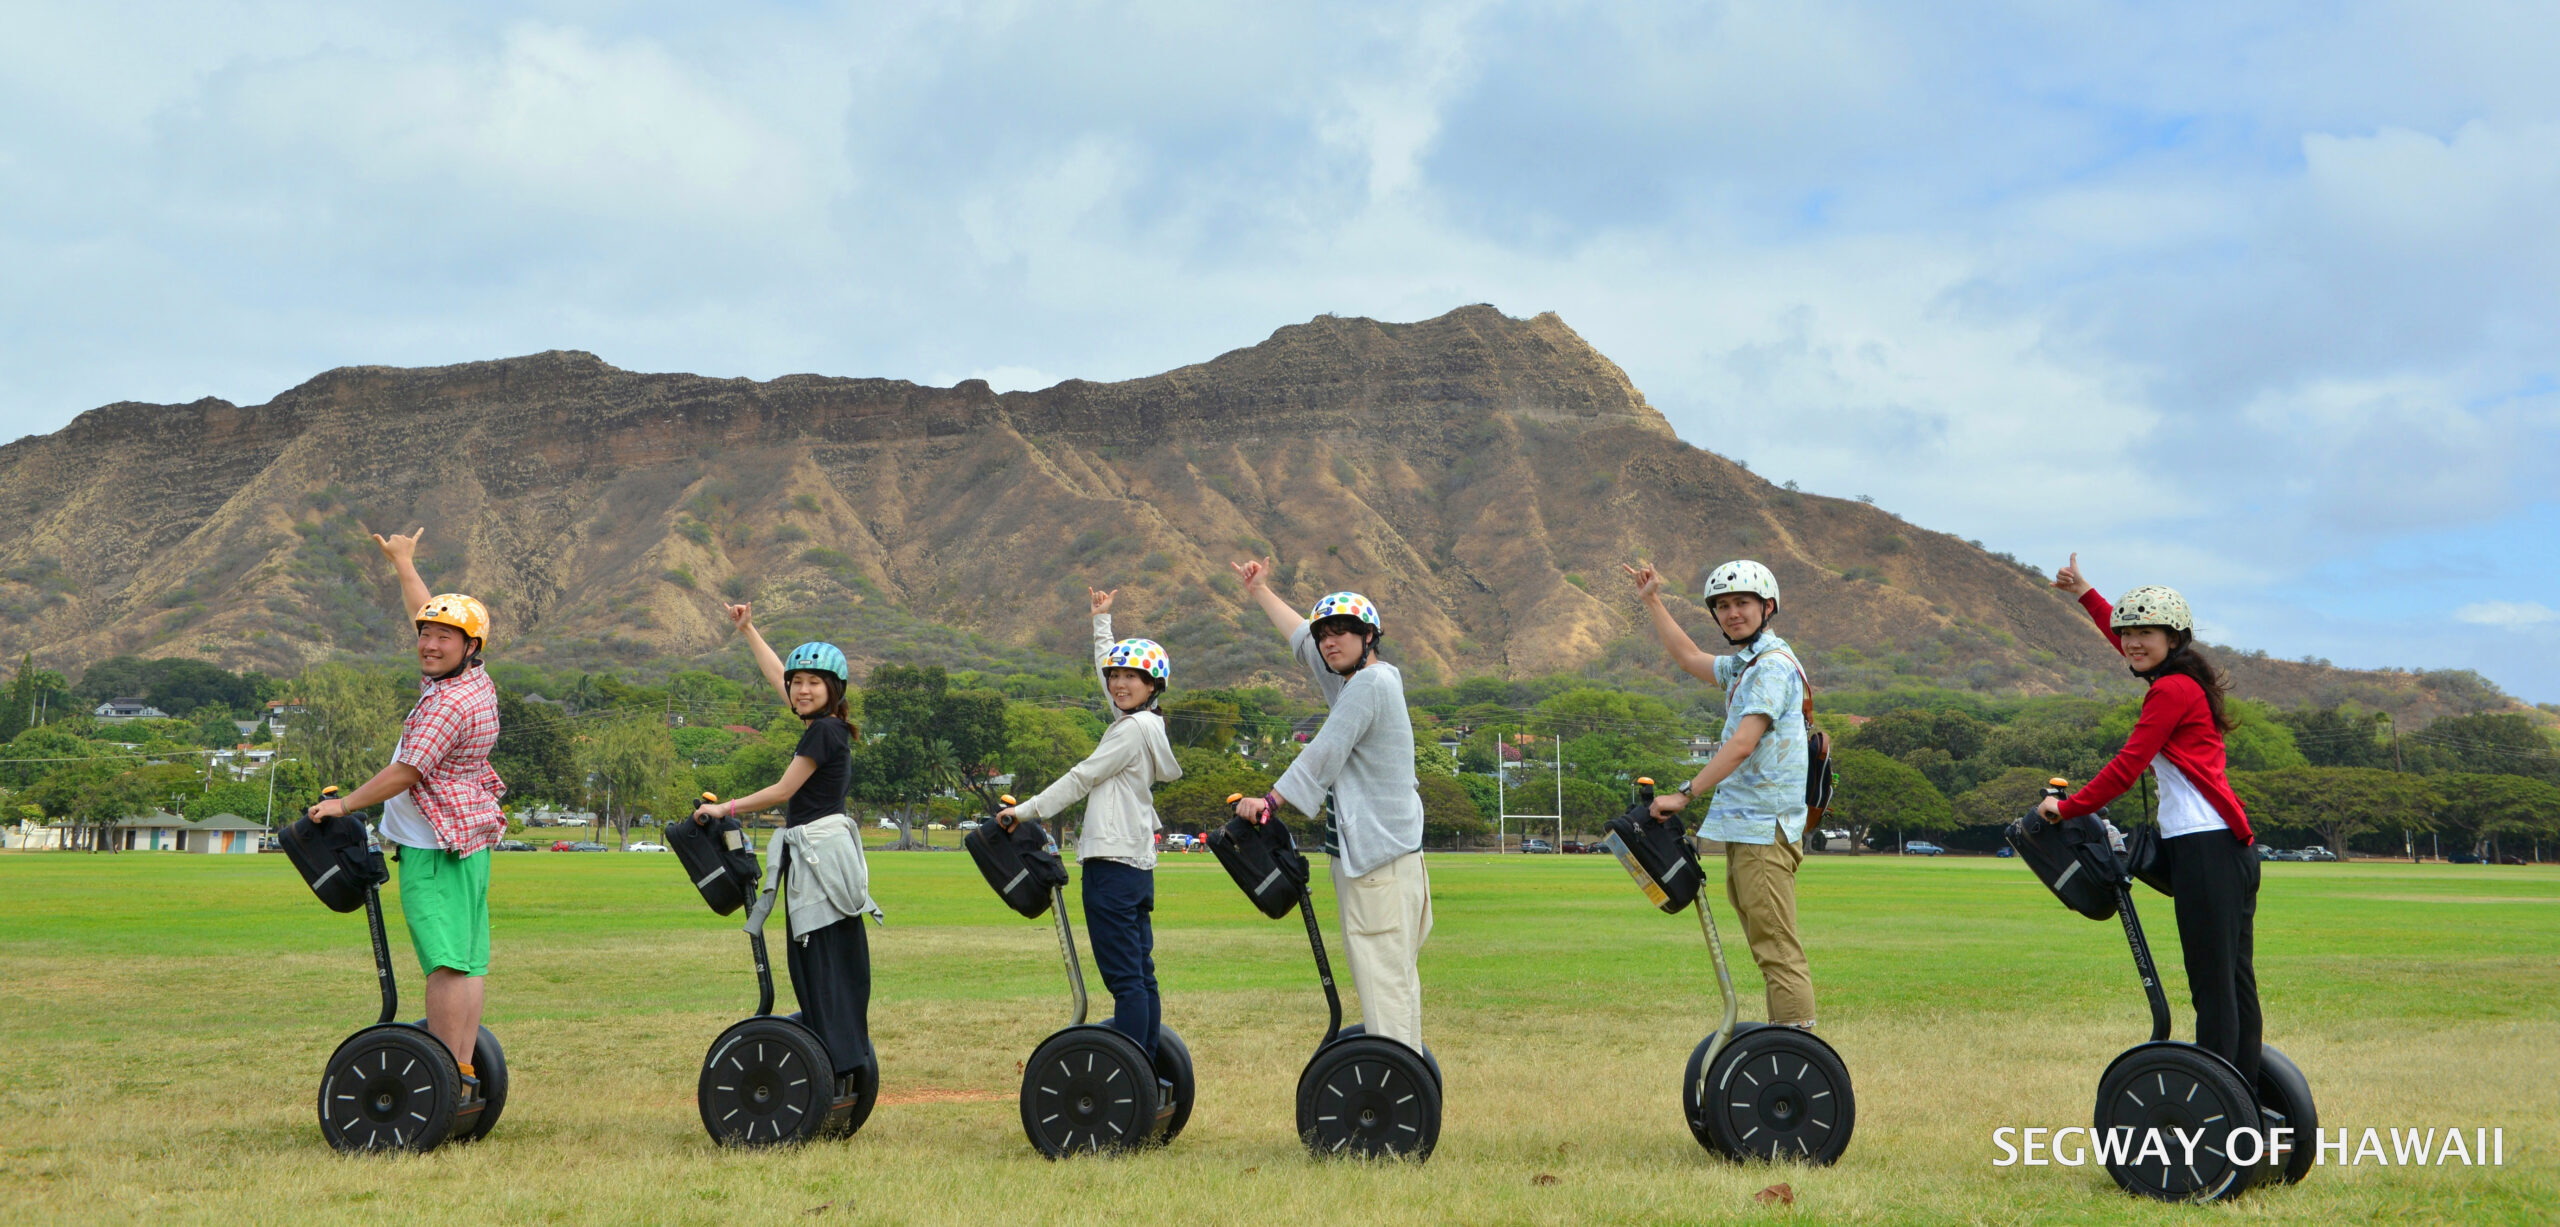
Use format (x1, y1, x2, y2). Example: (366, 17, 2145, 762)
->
(1228, 561, 1433, 1050)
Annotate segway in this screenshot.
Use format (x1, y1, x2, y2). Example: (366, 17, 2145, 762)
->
(678, 793, 878, 1147)
(963, 797, 1194, 1157)
(2007, 779, 2318, 1202)
(1598, 779, 1854, 1164)
(281, 787, 509, 1152)
(1208, 797, 1442, 1161)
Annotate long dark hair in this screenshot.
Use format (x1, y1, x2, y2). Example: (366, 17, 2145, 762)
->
(2141, 631, 2233, 732)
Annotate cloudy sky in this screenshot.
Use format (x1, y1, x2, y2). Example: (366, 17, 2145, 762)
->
(5, 2, 2555, 699)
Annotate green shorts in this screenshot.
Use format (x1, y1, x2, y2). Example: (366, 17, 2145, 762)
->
(396, 846, 491, 978)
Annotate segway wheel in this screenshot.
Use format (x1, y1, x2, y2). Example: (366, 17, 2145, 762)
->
(410, 1020, 508, 1143)
(1154, 1026, 1196, 1147)
(699, 1018, 835, 1147)
(1336, 1023, 1442, 1087)
(2256, 1044, 2317, 1186)
(1296, 1036, 1441, 1161)
(1686, 1027, 1855, 1165)
(2094, 1043, 2260, 1202)
(318, 1024, 462, 1153)
(1022, 1027, 1163, 1158)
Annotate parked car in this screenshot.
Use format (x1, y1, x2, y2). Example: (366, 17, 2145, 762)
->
(551, 840, 577, 852)
(573, 841, 608, 852)
(627, 842, 667, 852)
(1560, 840, 1592, 855)
(2254, 843, 2280, 861)
(1520, 838, 1557, 854)
(957, 820, 981, 832)
(1903, 841, 1945, 857)
(1994, 845, 2014, 858)
(496, 839, 534, 852)
(2297, 846, 2337, 862)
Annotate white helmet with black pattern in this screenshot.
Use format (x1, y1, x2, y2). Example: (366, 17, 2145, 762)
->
(2110, 585, 2194, 634)
(1702, 559, 1781, 646)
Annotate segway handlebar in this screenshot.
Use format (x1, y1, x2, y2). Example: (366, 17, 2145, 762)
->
(1227, 793, 1343, 1046)
(1009, 794, 1092, 1027)
(706, 792, 778, 1017)
(2043, 777, 2171, 1042)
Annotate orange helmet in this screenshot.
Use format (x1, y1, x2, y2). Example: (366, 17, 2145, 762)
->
(415, 593, 492, 649)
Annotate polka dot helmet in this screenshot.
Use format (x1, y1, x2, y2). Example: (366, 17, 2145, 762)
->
(1103, 638, 1170, 684)
(1307, 591, 1380, 631)
(2110, 586, 2194, 634)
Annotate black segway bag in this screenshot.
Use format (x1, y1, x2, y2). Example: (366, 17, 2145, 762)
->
(2005, 809, 2125, 921)
(965, 817, 1068, 919)
(1603, 800, 1705, 915)
(1208, 813, 1310, 920)
(669, 813, 761, 916)
(281, 805, 385, 913)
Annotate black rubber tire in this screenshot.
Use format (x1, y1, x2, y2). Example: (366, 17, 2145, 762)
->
(1334, 1023, 1443, 1087)
(2256, 1044, 2317, 1186)
(410, 1020, 507, 1143)
(2094, 1042, 2261, 1202)
(1296, 1036, 1441, 1161)
(318, 1023, 461, 1153)
(1021, 1026, 1163, 1158)
(698, 1017, 836, 1147)
(1687, 1027, 1854, 1165)
(1680, 1023, 1761, 1152)
(1154, 1025, 1195, 1147)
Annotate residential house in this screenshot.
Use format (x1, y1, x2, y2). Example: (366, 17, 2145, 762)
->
(113, 810, 196, 850)
(93, 697, 170, 721)
(186, 813, 266, 853)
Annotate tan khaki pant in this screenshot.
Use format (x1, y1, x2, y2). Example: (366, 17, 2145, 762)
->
(1725, 838, 1816, 1025)
(1332, 850, 1433, 1050)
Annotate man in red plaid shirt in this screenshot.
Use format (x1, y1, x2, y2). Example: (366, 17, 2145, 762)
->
(307, 527, 506, 1104)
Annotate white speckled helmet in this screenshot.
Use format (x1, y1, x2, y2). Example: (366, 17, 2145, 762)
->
(2111, 586, 2194, 634)
(1703, 559, 1781, 646)
(1703, 560, 1780, 609)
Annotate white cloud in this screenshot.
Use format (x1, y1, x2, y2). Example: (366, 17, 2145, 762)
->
(4, 0, 2559, 698)
(2454, 601, 2560, 629)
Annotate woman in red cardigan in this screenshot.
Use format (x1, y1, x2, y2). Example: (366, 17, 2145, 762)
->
(2039, 554, 2262, 1087)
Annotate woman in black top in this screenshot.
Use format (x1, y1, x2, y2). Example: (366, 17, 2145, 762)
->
(691, 604, 870, 1076)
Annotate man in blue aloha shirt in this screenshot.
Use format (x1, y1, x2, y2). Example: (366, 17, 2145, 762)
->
(1620, 557, 1818, 1029)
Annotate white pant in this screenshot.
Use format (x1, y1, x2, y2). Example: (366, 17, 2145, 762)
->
(1332, 850, 1432, 1050)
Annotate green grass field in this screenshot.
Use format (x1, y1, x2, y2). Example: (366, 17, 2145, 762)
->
(1, 848, 2552, 1225)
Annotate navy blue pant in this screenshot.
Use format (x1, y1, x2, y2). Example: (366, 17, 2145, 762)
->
(1081, 858, 1160, 1057)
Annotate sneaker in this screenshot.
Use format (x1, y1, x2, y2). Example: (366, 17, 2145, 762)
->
(1786, 1021, 1817, 1033)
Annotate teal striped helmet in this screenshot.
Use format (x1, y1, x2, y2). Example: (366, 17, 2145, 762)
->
(783, 641, 850, 683)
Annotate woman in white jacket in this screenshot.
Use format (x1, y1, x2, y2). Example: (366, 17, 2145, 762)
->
(996, 588, 1183, 1056)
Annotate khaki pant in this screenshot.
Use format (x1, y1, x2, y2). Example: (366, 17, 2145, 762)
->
(1332, 850, 1433, 1050)
(1725, 838, 1815, 1025)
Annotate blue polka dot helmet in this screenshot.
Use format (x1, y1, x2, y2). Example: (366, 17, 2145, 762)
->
(782, 641, 850, 683)
(1307, 591, 1380, 631)
(1104, 638, 1170, 684)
